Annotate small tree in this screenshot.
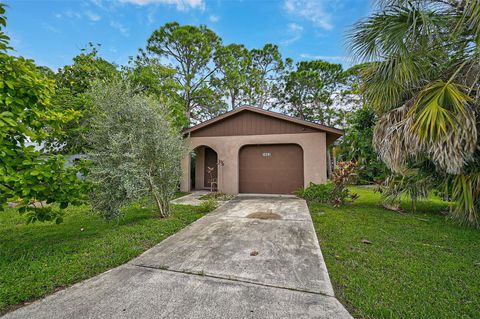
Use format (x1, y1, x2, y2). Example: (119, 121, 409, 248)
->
(87, 81, 186, 218)
(0, 4, 86, 223)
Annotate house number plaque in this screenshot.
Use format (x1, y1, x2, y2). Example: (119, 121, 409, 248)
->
(262, 152, 272, 157)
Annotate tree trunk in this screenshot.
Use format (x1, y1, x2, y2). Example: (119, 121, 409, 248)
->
(148, 177, 169, 218)
(327, 149, 332, 179)
(152, 190, 168, 218)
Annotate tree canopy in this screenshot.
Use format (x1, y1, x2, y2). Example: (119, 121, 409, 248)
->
(349, 0, 480, 227)
(0, 4, 87, 223)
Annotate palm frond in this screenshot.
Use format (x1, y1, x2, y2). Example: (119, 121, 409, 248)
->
(382, 170, 432, 211)
(408, 80, 476, 174)
(410, 81, 471, 139)
(373, 105, 423, 173)
(348, 2, 443, 61)
(361, 55, 426, 112)
(455, 0, 480, 45)
(451, 173, 480, 228)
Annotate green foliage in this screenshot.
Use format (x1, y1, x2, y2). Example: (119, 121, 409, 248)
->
(295, 183, 334, 203)
(147, 22, 225, 123)
(56, 43, 119, 95)
(297, 162, 358, 206)
(50, 44, 120, 154)
(450, 173, 480, 228)
(247, 44, 290, 108)
(379, 170, 433, 212)
(349, 0, 480, 227)
(123, 54, 187, 128)
(212, 44, 251, 109)
(197, 198, 218, 213)
(86, 81, 186, 218)
(277, 59, 343, 125)
(331, 161, 359, 206)
(337, 106, 389, 183)
(0, 5, 87, 222)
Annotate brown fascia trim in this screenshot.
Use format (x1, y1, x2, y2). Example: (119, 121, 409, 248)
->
(182, 106, 344, 137)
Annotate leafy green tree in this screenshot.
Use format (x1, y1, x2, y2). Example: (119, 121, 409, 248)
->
(276, 60, 343, 124)
(349, 0, 480, 227)
(336, 106, 389, 184)
(48, 44, 120, 154)
(248, 44, 290, 108)
(123, 53, 187, 128)
(212, 44, 251, 109)
(146, 22, 224, 123)
(87, 81, 186, 218)
(0, 4, 87, 223)
(56, 43, 119, 95)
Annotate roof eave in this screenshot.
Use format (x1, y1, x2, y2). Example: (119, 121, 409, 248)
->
(182, 106, 344, 136)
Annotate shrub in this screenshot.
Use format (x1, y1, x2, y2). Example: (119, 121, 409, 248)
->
(296, 161, 358, 206)
(197, 198, 218, 213)
(331, 161, 358, 207)
(295, 183, 334, 203)
(86, 81, 186, 219)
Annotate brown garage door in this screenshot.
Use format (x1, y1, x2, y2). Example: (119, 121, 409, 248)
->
(239, 144, 304, 194)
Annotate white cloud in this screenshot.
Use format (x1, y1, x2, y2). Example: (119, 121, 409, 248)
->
(42, 23, 61, 34)
(85, 10, 101, 22)
(209, 15, 220, 23)
(299, 53, 347, 62)
(283, 0, 333, 30)
(281, 23, 304, 46)
(147, 7, 157, 24)
(110, 21, 130, 36)
(118, 0, 205, 11)
(55, 10, 82, 19)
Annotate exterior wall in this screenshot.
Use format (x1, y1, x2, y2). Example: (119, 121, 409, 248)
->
(180, 132, 327, 194)
(190, 111, 318, 137)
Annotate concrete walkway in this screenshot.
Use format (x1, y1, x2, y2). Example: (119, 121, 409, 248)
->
(170, 190, 211, 206)
(2, 196, 352, 319)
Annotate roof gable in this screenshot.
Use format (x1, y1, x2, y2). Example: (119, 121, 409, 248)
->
(183, 107, 343, 144)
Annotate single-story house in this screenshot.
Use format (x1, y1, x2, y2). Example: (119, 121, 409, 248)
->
(180, 106, 343, 195)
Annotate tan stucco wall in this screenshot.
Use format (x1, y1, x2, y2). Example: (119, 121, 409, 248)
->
(180, 132, 327, 194)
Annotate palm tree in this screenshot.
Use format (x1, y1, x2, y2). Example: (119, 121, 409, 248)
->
(349, 0, 480, 227)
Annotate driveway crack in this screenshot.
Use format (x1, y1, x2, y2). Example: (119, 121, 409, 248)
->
(131, 263, 336, 298)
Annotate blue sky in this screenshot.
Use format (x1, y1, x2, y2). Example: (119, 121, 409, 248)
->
(4, 0, 372, 70)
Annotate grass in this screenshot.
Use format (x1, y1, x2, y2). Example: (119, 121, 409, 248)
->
(175, 191, 190, 198)
(0, 196, 208, 315)
(309, 187, 480, 319)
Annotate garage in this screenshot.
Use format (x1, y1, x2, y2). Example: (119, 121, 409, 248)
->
(239, 144, 304, 194)
(180, 106, 343, 194)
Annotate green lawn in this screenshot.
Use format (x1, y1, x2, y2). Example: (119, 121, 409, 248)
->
(0, 194, 205, 315)
(310, 187, 480, 319)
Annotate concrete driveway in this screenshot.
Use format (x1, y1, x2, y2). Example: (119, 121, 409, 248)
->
(2, 196, 352, 319)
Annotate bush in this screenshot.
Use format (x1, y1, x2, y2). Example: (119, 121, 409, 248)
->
(86, 80, 186, 219)
(197, 198, 218, 213)
(331, 161, 358, 207)
(295, 183, 334, 203)
(296, 161, 359, 206)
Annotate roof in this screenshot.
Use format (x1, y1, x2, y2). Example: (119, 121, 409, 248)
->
(183, 106, 344, 142)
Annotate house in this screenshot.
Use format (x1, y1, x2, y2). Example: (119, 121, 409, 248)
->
(180, 106, 343, 195)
